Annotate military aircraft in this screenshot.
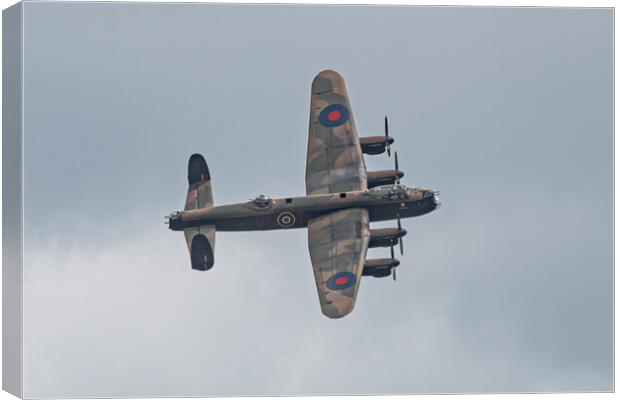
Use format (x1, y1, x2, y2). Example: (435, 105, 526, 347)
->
(167, 70, 440, 318)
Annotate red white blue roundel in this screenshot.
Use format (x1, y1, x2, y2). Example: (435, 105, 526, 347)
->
(326, 271, 357, 290)
(319, 104, 350, 127)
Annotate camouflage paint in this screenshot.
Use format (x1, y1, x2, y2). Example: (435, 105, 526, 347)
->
(169, 70, 439, 318)
(183, 154, 216, 270)
(306, 70, 367, 195)
(307, 208, 370, 318)
(173, 188, 437, 232)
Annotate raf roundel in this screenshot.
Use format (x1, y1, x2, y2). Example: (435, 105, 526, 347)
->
(319, 104, 350, 127)
(276, 212, 296, 228)
(326, 271, 357, 290)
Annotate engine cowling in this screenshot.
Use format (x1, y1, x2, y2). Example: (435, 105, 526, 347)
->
(367, 170, 405, 188)
(369, 227, 407, 248)
(360, 135, 394, 155)
(363, 258, 400, 278)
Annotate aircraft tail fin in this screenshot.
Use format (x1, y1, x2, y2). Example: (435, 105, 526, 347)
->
(183, 225, 216, 270)
(183, 153, 216, 270)
(184, 153, 214, 211)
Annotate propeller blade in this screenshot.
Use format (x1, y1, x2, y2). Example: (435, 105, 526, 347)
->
(397, 215, 404, 255)
(394, 151, 400, 184)
(384, 116, 391, 157)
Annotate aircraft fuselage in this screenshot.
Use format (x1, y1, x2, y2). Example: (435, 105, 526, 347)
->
(169, 185, 439, 232)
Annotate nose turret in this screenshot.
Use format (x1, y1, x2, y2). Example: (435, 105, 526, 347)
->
(419, 189, 441, 209)
(429, 190, 441, 208)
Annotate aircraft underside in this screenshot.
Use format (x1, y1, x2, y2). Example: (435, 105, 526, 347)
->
(168, 69, 440, 318)
(177, 197, 437, 231)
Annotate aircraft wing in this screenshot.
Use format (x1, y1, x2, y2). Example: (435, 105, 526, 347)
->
(305, 70, 367, 195)
(307, 208, 370, 318)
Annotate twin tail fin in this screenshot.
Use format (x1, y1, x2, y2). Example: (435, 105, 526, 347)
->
(183, 153, 216, 270)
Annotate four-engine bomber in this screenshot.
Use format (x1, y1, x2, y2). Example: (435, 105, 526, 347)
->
(168, 70, 440, 318)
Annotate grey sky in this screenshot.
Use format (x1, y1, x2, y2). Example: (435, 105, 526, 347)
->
(18, 3, 612, 397)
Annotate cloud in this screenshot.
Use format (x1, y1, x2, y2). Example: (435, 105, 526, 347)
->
(22, 196, 611, 397)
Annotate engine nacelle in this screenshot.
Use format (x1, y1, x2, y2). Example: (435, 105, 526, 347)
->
(359, 135, 394, 155)
(362, 258, 400, 278)
(367, 170, 404, 188)
(369, 227, 407, 248)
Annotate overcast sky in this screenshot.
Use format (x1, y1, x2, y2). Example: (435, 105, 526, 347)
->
(18, 3, 613, 397)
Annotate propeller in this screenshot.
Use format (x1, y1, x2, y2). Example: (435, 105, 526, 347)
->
(390, 245, 396, 281)
(397, 214, 404, 255)
(384, 116, 391, 157)
(394, 151, 401, 185)
(388, 215, 404, 281)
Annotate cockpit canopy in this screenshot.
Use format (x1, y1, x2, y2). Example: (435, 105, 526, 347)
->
(366, 184, 409, 200)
